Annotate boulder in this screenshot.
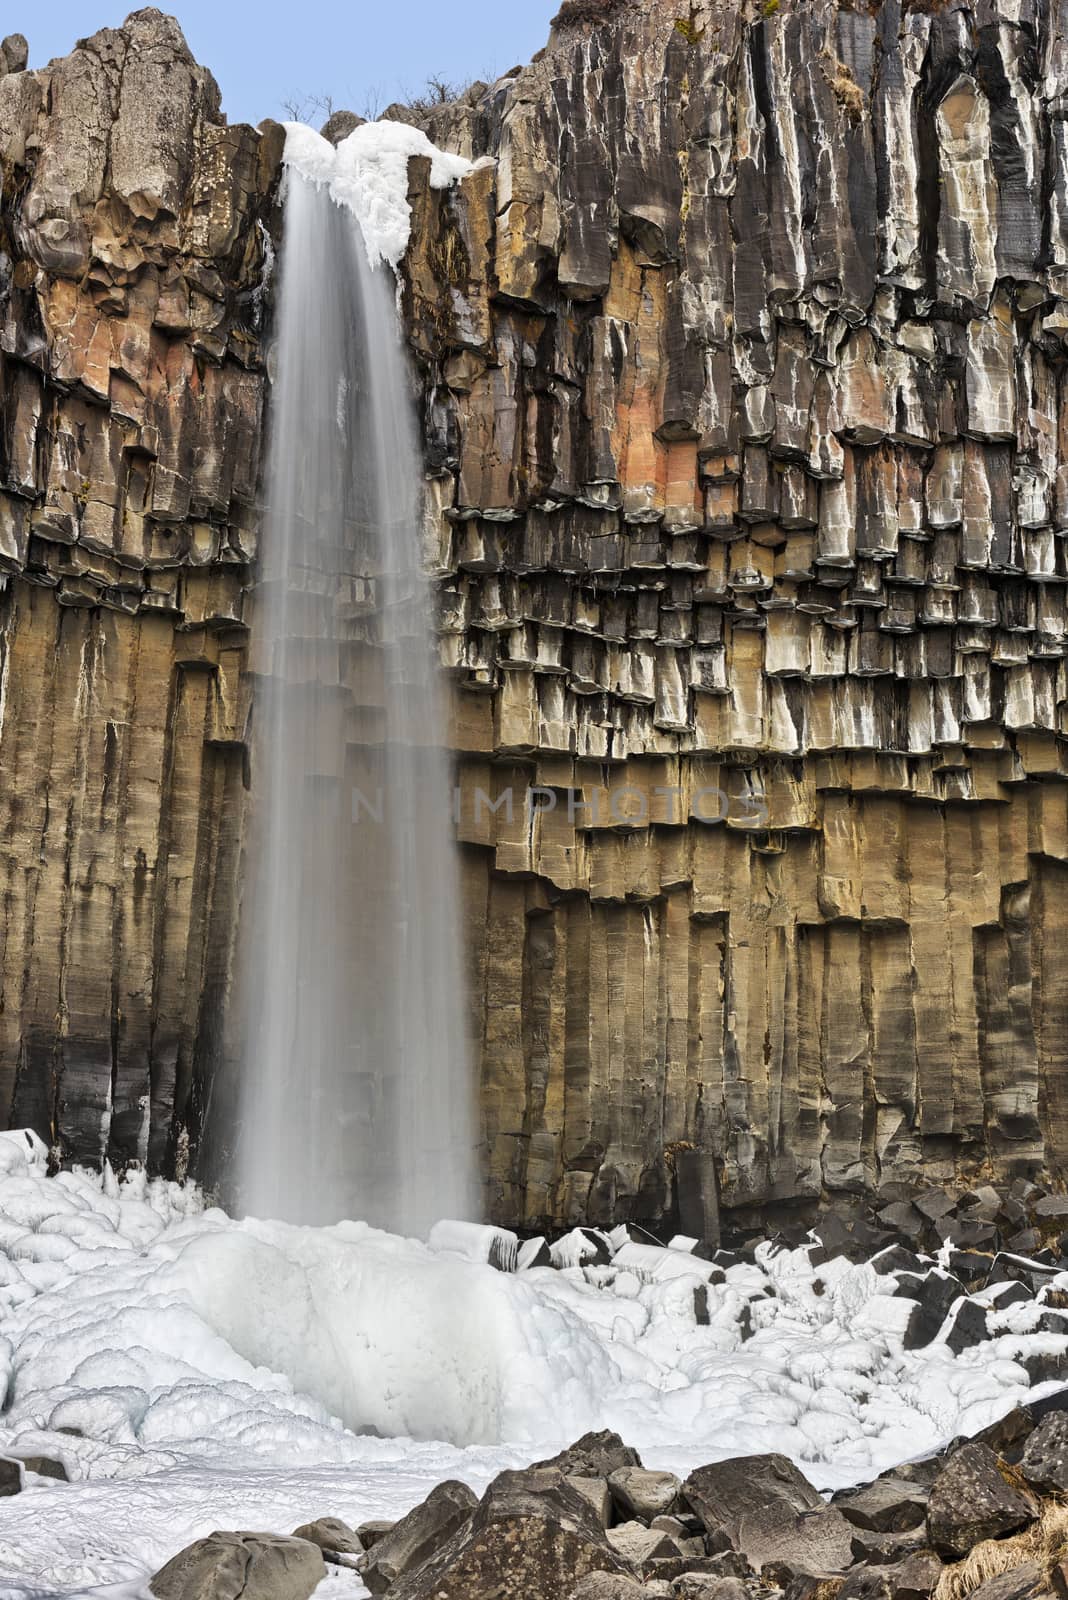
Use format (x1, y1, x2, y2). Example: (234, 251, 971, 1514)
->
(780, 1576, 846, 1600)
(944, 1298, 989, 1355)
(1020, 1410, 1068, 1491)
(967, 1565, 1045, 1600)
(568, 1575, 645, 1599)
(833, 1474, 928, 1532)
(359, 1479, 477, 1594)
(896, 1272, 966, 1349)
(149, 1532, 325, 1600)
(837, 1571, 894, 1600)
(538, 1432, 643, 1478)
(568, 1474, 614, 1526)
(887, 1550, 943, 1600)
(605, 1521, 679, 1568)
(19, 1455, 68, 1481)
(683, 1455, 854, 1574)
(0, 1460, 20, 1496)
(673, 1580, 752, 1600)
(289, 1515, 362, 1558)
(1, 34, 27, 74)
(926, 1444, 1038, 1557)
(608, 1468, 681, 1522)
(387, 1467, 630, 1600)
(878, 1204, 926, 1244)
(357, 1519, 395, 1548)
(319, 110, 364, 145)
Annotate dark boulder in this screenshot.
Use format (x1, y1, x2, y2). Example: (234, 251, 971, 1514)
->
(926, 1444, 1038, 1557)
(833, 1474, 928, 1533)
(387, 1468, 629, 1600)
(359, 1479, 477, 1595)
(319, 110, 364, 145)
(895, 1271, 966, 1349)
(944, 1298, 990, 1355)
(887, 1550, 943, 1600)
(1020, 1410, 1068, 1491)
(967, 1565, 1045, 1600)
(683, 1455, 854, 1574)
(607, 1467, 681, 1522)
(537, 1432, 642, 1478)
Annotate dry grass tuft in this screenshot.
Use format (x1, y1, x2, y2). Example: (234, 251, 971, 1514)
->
(934, 1500, 1068, 1600)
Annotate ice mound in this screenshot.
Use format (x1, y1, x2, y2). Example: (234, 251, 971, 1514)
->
(0, 1137, 1066, 1593)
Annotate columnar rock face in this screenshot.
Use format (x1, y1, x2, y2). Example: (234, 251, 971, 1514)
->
(398, 0, 1068, 1226)
(4, 0, 1068, 1231)
(0, 11, 279, 1170)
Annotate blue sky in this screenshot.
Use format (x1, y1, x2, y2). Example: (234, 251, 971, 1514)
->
(23, 1, 559, 129)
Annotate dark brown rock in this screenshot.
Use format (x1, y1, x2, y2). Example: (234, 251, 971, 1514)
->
(19, 1455, 68, 1481)
(926, 1444, 1038, 1558)
(359, 1479, 477, 1595)
(1020, 1411, 1068, 1492)
(538, 1432, 643, 1478)
(683, 1456, 854, 1575)
(386, 1468, 629, 1600)
(966, 1565, 1045, 1600)
(833, 1474, 928, 1533)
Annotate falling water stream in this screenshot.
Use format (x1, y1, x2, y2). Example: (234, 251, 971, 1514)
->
(236, 147, 477, 1235)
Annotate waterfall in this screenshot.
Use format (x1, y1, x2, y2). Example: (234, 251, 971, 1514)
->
(236, 134, 477, 1237)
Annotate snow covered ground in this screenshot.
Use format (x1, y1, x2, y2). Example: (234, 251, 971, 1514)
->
(0, 1129, 1064, 1598)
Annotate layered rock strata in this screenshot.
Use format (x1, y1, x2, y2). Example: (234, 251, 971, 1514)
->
(4, 0, 1068, 1229)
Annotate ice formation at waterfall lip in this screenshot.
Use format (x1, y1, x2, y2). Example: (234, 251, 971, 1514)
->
(2, 1131, 1068, 1592)
(282, 119, 474, 266)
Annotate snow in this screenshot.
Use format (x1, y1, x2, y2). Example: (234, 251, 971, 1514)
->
(282, 120, 473, 267)
(0, 1133, 1064, 1596)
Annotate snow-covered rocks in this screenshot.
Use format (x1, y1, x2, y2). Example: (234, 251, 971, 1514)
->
(2, 1143, 1068, 1591)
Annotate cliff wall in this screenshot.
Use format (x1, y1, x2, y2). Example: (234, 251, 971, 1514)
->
(3, 0, 1068, 1230)
(401, 0, 1068, 1227)
(0, 13, 277, 1172)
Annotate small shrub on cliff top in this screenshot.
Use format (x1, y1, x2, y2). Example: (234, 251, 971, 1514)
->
(551, 0, 628, 28)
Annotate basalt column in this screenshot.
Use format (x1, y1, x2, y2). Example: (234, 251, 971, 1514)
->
(393, 0, 1068, 1229)
(0, 11, 279, 1172)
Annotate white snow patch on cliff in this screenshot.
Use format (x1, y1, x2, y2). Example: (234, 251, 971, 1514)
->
(282, 119, 473, 266)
